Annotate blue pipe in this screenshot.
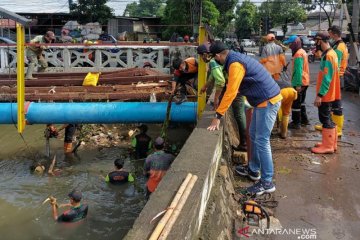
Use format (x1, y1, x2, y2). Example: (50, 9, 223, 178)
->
(0, 102, 197, 124)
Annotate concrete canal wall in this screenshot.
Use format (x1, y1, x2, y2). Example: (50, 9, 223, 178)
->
(125, 108, 238, 239)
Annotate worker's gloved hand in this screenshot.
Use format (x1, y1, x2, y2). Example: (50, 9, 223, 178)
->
(49, 196, 57, 206)
(45, 125, 59, 139)
(200, 85, 207, 94)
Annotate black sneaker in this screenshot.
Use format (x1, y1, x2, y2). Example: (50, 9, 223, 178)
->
(246, 180, 276, 196)
(235, 165, 260, 181)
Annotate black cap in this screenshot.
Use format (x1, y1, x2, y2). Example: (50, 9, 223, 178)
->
(210, 41, 228, 55)
(197, 43, 210, 54)
(154, 137, 165, 146)
(315, 31, 330, 41)
(68, 189, 82, 202)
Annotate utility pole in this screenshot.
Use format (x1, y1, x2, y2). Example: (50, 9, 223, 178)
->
(68, 0, 73, 12)
(339, 3, 343, 28)
(191, 0, 201, 38)
(348, 0, 359, 66)
(318, 6, 321, 31)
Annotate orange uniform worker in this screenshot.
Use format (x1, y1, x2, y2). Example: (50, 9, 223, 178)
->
(260, 34, 286, 80)
(276, 79, 298, 139)
(315, 25, 348, 136)
(171, 57, 198, 103)
(311, 32, 338, 154)
(283, 35, 310, 129)
(144, 137, 174, 198)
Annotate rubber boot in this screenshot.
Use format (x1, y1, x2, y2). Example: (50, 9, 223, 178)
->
(314, 126, 338, 151)
(64, 142, 73, 153)
(25, 63, 38, 80)
(280, 115, 289, 139)
(289, 110, 301, 129)
(332, 114, 344, 137)
(300, 105, 310, 125)
(314, 124, 322, 131)
(333, 126, 338, 151)
(311, 128, 335, 154)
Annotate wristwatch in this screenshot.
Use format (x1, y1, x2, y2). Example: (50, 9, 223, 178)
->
(215, 112, 223, 119)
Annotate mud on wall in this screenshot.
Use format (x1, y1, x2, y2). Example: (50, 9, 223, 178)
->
(197, 112, 240, 240)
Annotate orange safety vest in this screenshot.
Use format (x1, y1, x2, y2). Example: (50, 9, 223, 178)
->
(184, 57, 198, 73)
(293, 49, 310, 86)
(316, 49, 338, 102)
(260, 42, 285, 76)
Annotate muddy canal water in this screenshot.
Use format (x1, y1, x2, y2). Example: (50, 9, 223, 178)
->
(0, 124, 147, 239)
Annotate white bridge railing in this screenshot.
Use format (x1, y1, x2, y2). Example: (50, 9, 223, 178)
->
(0, 44, 197, 74)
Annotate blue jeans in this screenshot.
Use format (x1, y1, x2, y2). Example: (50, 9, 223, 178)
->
(249, 101, 280, 182)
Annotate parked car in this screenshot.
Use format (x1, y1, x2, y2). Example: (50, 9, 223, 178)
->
(98, 34, 118, 44)
(299, 36, 315, 51)
(344, 66, 360, 93)
(240, 39, 256, 47)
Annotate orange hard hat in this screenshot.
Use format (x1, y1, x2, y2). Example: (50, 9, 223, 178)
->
(266, 33, 276, 41)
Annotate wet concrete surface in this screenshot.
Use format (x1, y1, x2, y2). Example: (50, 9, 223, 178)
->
(234, 61, 360, 240)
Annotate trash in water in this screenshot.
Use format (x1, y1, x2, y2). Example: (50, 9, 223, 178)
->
(150, 92, 157, 102)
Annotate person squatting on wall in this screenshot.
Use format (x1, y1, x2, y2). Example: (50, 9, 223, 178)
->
(171, 57, 198, 104)
(25, 31, 55, 80)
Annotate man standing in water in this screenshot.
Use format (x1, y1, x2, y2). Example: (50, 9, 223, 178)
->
(105, 158, 134, 184)
(48, 189, 88, 222)
(144, 137, 174, 198)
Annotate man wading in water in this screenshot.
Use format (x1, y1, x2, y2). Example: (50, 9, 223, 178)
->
(47, 189, 88, 222)
(31, 155, 61, 176)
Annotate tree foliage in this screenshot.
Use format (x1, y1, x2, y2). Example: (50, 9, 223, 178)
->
(70, 0, 114, 25)
(235, 0, 257, 39)
(211, 0, 238, 38)
(258, 0, 307, 34)
(161, 0, 220, 40)
(161, 0, 192, 39)
(123, 0, 166, 17)
(299, 0, 339, 27)
(202, 0, 220, 27)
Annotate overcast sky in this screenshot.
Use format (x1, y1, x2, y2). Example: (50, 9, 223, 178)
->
(1, 1, 269, 16)
(1, 0, 138, 16)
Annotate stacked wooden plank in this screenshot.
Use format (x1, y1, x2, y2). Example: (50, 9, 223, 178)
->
(0, 68, 172, 102)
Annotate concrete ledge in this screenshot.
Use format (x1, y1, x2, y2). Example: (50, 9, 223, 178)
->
(125, 107, 223, 239)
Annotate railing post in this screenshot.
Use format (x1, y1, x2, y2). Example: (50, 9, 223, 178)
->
(16, 23, 25, 133)
(197, 26, 207, 119)
(94, 49, 102, 72)
(63, 48, 71, 72)
(127, 48, 133, 68)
